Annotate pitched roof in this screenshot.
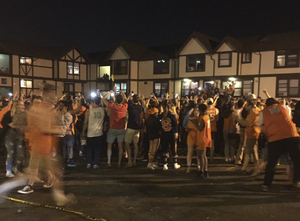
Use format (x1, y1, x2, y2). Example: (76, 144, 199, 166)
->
(0, 40, 89, 61)
(87, 51, 111, 65)
(176, 31, 220, 55)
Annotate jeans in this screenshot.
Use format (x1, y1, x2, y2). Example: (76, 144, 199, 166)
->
(223, 130, 235, 159)
(86, 136, 103, 165)
(161, 132, 177, 164)
(5, 136, 24, 172)
(235, 128, 246, 164)
(264, 137, 300, 187)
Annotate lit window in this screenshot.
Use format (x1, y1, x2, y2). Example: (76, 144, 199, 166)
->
(0, 54, 10, 73)
(186, 54, 205, 71)
(277, 78, 299, 97)
(154, 82, 168, 97)
(275, 50, 299, 68)
(218, 52, 232, 67)
(154, 59, 169, 74)
(114, 60, 127, 75)
(20, 57, 32, 65)
(242, 53, 252, 63)
(20, 79, 32, 88)
(68, 62, 80, 75)
(115, 83, 127, 93)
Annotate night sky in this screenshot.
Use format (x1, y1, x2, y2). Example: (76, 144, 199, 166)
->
(0, 0, 299, 53)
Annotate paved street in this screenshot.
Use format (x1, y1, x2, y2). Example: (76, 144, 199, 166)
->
(0, 155, 300, 221)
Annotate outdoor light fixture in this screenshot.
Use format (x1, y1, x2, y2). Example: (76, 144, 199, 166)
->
(228, 77, 236, 81)
(183, 78, 191, 82)
(198, 87, 202, 90)
(8, 93, 12, 96)
(90, 92, 97, 98)
(210, 81, 214, 84)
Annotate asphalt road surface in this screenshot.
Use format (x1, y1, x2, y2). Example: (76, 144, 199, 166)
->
(0, 155, 299, 221)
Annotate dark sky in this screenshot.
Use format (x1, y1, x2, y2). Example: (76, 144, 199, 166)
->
(0, 0, 300, 53)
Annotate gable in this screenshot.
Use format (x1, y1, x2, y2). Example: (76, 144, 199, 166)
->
(217, 43, 234, 52)
(60, 49, 86, 62)
(180, 38, 207, 55)
(110, 46, 130, 60)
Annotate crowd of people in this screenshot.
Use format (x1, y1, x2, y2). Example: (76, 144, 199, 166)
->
(0, 82, 300, 204)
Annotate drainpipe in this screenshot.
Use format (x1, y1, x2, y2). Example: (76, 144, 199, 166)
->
(255, 52, 262, 97)
(210, 54, 215, 77)
(236, 52, 240, 76)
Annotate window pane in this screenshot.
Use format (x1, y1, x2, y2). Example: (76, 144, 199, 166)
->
(234, 88, 242, 96)
(289, 87, 299, 96)
(279, 80, 288, 84)
(187, 54, 205, 71)
(68, 62, 73, 74)
(278, 88, 287, 92)
(276, 55, 285, 67)
(0, 54, 10, 73)
(191, 82, 198, 90)
(290, 79, 298, 87)
(121, 83, 127, 90)
(220, 53, 230, 59)
(235, 81, 242, 88)
(220, 60, 230, 66)
(115, 83, 120, 90)
(74, 63, 79, 75)
(154, 59, 169, 74)
(287, 55, 298, 66)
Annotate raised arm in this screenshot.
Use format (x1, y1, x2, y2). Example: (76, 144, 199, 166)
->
(263, 89, 271, 98)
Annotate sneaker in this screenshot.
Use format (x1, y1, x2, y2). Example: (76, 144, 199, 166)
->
(87, 164, 92, 169)
(67, 159, 77, 167)
(204, 171, 209, 178)
(174, 163, 181, 170)
(18, 185, 34, 194)
(6, 171, 15, 178)
(93, 164, 100, 169)
(152, 162, 158, 168)
(163, 164, 168, 170)
(43, 177, 58, 188)
(197, 170, 204, 179)
(147, 163, 155, 170)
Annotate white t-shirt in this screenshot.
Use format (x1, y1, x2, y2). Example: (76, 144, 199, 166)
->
(87, 107, 105, 137)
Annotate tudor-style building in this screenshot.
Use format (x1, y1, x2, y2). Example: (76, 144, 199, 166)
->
(0, 41, 92, 98)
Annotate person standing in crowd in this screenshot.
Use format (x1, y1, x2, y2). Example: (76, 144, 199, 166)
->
(103, 90, 128, 167)
(235, 99, 246, 166)
(160, 104, 180, 170)
(81, 96, 105, 168)
(206, 97, 219, 161)
(237, 101, 261, 173)
(186, 105, 200, 173)
(145, 102, 161, 170)
(2, 100, 26, 177)
(124, 94, 144, 167)
(190, 104, 211, 178)
(258, 98, 300, 191)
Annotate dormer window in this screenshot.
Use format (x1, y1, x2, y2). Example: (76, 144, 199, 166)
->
(68, 62, 80, 75)
(218, 52, 232, 67)
(242, 53, 252, 63)
(186, 54, 205, 72)
(154, 59, 169, 74)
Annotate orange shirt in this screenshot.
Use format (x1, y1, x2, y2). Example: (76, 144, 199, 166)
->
(223, 113, 235, 131)
(0, 103, 12, 128)
(263, 104, 299, 142)
(197, 115, 212, 149)
(187, 118, 199, 145)
(245, 109, 261, 139)
(207, 107, 218, 132)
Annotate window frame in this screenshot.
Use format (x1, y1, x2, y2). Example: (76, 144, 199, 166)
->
(153, 81, 169, 97)
(276, 76, 300, 97)
(274, 49, 299, 68)
(113, 60, 128, 75)
(67, 62, 80, 75)
(153, 59, 169, 74)
(186, 54, 206, 72)
(20, 79, 33, 88)
(114, 82, 127, 94)
(241, 53, 252, 63)
(218, 52, 232, 67)
(221, 79, 254, 97)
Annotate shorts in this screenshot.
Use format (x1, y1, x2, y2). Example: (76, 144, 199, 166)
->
(124, 128, 140, 143)
(211, 131, 217, 140)
(244, 138, 257, 154)
(107, 129, 125, 144)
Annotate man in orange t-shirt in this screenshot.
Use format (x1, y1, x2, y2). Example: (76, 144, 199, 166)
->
(258, 98, 300, 190)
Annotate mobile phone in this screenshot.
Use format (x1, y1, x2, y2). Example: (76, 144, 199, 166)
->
(111, 93, 115, 97)
(175, 94, 178, 98)
(131, 91, 134, 96)
(151, 93, 154, 98)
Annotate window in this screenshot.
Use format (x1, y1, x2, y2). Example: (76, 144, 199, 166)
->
(20, 79, 32, 88)
(218, 52, 232, 67)
(114, 60, 128, 75)
(181, 81, 190, 96)
(242, 53, 252, 63)
(115, 83, 127, 94)
(243, 80, 253, 95)
(20, 57, 32, 65)
(154, 60, 169, 74)
(154, 82, 168, 97)
(277, 78, 300, 97)
(186, 54, 205, 71)
(222, 79, 253, 96)
(67, 62, 80, 75)
(0, 54, 10, 74)
(275, 50, 299, 68)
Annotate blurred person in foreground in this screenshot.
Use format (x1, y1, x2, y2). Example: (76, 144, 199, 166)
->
(0, 84, 76, 206)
